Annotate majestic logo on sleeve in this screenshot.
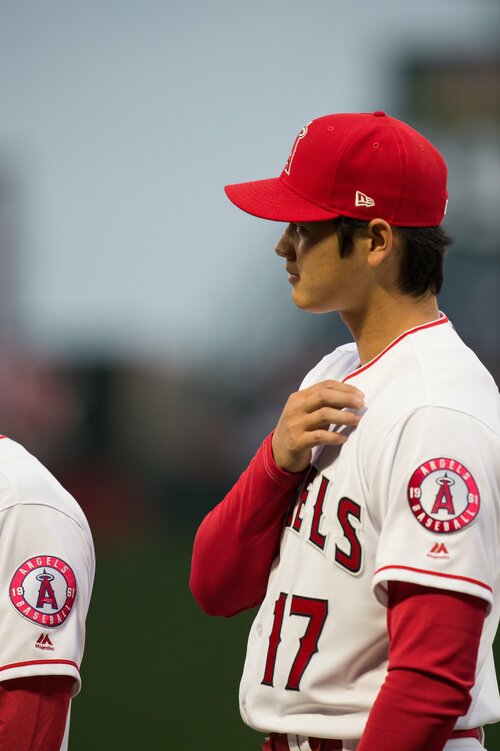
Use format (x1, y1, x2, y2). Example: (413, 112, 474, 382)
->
(407, 458, 480, 533)
(9, 556, 77, 628)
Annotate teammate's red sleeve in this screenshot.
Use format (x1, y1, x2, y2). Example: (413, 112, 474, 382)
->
(0, 675, 73, 751)
(357, 581, 487, 751)
(190, 433, 306, 616)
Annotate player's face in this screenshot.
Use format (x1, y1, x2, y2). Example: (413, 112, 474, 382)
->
(275, 221, 370, 314)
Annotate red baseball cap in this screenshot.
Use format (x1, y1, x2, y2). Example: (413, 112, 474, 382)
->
(224, 111, 448, 227)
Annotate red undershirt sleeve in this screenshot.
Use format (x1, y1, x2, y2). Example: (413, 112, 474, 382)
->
(190, 433, 307, 616)
(357, 581, 488, 751)
(0, 675, 73, 751)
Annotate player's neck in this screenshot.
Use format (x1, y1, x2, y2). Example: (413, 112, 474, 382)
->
(341, 294, 440, 366)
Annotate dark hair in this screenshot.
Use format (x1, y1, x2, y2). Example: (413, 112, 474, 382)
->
(335, 216, 453, 297)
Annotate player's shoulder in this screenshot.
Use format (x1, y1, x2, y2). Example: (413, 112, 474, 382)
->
(359, 317, 500, 431)
(406, 319, 499, 421)
(0, 436, 92, 536)
(299, 342, 359, 390)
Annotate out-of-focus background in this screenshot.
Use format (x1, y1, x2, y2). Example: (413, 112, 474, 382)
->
(0, 1, 499, 748)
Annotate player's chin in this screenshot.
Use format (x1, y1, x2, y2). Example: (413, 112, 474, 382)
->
(291, 291, 310, 311)
(291, 289, 332, 314)
(291, 285, 311, 310)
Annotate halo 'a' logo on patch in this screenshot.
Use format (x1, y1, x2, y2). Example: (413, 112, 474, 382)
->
(9, 556, 77, 628)
(408, 458, 480, 534)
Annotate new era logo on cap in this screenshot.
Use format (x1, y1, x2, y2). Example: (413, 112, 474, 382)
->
(355, 191, 375, 208)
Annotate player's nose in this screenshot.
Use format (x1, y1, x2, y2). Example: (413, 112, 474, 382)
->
(275, 224, 296, 259)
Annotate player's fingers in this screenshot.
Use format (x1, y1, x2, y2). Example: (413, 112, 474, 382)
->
(303, 407, 362, 430)
(306, 379, 364, 396)
(298, 378, 364, 396)
(301, 386, 365, 414)
(320, 379, 364, 394)
(301, 379, 364, 398)
(305, 429, 348, 448)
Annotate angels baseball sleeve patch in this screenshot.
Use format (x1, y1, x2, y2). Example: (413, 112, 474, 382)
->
(407, 457, 480, 533)
(9, 555, 77, 628)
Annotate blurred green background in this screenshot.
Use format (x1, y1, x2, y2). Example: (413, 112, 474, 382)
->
(0, 1, 499, 749)
(71, 540, 261, 750)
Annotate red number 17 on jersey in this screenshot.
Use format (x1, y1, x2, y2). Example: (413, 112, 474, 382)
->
(261, 593, 328, 691)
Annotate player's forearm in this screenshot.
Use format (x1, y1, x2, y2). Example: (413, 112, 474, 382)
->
(0, 676, 72, 751)
(356, 668, 460, 751)
(190, 433, 306, 616)
(357, 582, 487, 751)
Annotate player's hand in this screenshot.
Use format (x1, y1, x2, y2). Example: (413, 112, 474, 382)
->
(272, 380, 365, 473)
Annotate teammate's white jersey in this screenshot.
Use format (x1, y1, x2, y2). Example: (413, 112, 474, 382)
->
(0, 434, 95, 749)
(239, 315, 500, 740)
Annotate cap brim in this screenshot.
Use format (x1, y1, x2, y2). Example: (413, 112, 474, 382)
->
(224, 176, 340, 223)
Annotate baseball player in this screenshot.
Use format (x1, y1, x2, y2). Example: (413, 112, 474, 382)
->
(190, 112, 500, 750)
(0, 433, 94, 749)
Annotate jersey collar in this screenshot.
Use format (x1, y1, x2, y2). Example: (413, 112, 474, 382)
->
(343, 312, 449, 383)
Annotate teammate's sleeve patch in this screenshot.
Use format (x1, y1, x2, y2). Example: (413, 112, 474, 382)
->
(9, 555, 77, 628)
(407, 457, 480, 534)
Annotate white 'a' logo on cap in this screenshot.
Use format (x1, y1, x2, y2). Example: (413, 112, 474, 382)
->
(284, 122, 312, 175)
(355, 191, 375, 208)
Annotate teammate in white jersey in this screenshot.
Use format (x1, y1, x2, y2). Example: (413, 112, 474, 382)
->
(190, 112, 500, 750)
(0, 434, 94, 750)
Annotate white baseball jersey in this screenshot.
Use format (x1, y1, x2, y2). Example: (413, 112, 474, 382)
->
(0, 435, 95, 749)
(239, 315, 500, 740)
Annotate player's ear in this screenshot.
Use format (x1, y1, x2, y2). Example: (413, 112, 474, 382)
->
(365, 219, 394, 268)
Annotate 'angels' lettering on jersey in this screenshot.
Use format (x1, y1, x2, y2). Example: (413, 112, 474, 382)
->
(285, 470, 364, 577)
